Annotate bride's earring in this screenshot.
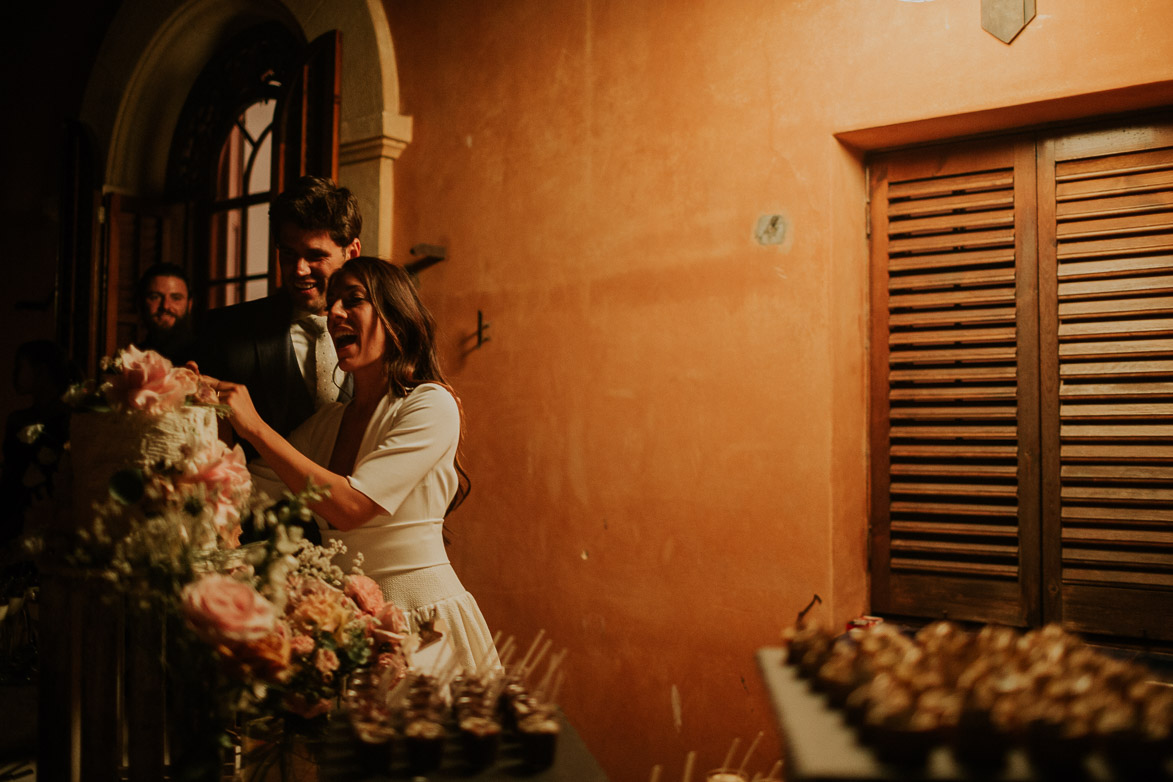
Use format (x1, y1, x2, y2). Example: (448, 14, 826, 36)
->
(332, 363, 345, 389)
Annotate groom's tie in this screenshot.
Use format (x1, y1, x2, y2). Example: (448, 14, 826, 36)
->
(299, 314, 339, 408)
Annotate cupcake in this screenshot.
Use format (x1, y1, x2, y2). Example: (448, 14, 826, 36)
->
(518, 711, 561, 770)
(404, 718, 447, 774)
(865, 694, 937, 767)
(459, 714, 502, 770)
(704, 770, 747, 782)
(351, 722, 396, 775)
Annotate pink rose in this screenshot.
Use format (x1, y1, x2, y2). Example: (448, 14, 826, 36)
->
(191, 378, 219, 406)
(290, 634, 315, 656)
(180, 441, 251, 498)
(376, 602, 409, 635)
(183, 574, 277, 643)
(106, 346, 198, 414)
(345, 574, 385, 615)
(315, 648, 340, 675)
(176, 442, 251, 545)
(230, 622, 292, 683)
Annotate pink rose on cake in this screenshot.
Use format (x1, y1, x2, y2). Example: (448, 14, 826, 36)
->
(104, 345, 199, 414)
(183, 574, 278, 644)
(175, 440, 251, 546)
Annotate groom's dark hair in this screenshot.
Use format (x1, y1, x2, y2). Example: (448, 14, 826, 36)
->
(270, 176, 362, 248)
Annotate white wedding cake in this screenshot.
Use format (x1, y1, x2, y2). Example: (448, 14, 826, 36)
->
(69, 405, 219, 522)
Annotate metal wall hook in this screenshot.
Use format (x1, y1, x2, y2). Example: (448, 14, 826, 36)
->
(475, 309, 491, 348)
(405, 243, 447, 276)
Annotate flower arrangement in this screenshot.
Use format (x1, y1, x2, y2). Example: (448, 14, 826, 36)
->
(33, 347, 417, 779)
(63, 344, 220, 414)
(96, 473, 414, 780)
(173, 515, 415, 780)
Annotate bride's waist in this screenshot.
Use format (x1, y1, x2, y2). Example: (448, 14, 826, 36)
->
(323, 518, 448, 573)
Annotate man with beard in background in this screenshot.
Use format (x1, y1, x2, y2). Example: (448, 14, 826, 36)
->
(136, 263, 196, 365)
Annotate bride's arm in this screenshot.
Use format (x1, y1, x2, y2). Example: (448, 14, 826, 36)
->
(210, 378, 380, 531)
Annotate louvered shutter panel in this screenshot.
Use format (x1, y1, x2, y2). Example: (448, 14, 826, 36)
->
(273, 30, 341, 191)
(1039, 118, 1173, 640)
(869, 139, 1040, 626)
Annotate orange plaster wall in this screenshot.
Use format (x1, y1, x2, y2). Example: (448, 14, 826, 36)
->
(381, 1, 1173, 777)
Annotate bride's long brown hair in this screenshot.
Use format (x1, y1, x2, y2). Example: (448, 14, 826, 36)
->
(328, 256, 470, 516)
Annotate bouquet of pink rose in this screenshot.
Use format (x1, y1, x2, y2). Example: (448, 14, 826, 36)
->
(63, 344, 220, 414)
(174, 524, 414, 779)
(53, 345, 244, 552)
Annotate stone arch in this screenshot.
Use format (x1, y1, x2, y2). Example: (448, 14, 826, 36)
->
(79, 0, 410, 256)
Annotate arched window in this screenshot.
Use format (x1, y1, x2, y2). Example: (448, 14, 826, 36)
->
(208, 95, 279, 307)
(67, 0, 405, 374)
(170, 22, 341, 314)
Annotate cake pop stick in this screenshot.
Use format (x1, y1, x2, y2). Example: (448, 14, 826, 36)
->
(427, 640, 453, 677)
(548, 669, 565, 705)
(515, 629, 546, 674)
(435, 645, 463, 688)
(737, 731, 764, 776)
(469, 629, 501, 673)
(650, 764, 662, 782)
(535, 648, 567, 696)
(524, 638, 553, 682)
(720, 738, 741, 774)
(764, 760, 782, 781)
(386, 672, 414, 711)
(497, 636, 518, 668)
(682, 751, 697, 782)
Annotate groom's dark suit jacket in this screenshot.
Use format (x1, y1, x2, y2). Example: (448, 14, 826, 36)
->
(195, 292, 353, 445)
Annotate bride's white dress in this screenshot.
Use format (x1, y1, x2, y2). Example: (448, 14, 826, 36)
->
(251, 383, 495, 674)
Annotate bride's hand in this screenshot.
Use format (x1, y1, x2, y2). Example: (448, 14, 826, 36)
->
(209, 379, 265, 441)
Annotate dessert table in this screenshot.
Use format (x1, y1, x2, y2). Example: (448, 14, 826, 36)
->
(756, 647, 1166, 782)
(319, 711, 610, 781)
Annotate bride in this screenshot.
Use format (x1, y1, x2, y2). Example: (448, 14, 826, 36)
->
(208, 256, 495, 674)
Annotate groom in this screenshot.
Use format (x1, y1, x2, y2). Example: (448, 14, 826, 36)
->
(195, 176, 362, 451)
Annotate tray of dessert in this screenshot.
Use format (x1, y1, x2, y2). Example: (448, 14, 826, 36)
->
(759, 621, 1173, 781)
(319, 631, 608, 781)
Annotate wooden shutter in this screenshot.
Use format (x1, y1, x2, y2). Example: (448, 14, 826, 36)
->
(1039, 118, 1173, 640)
(59, 119, 101, 375)
(268, 30, 341, 293)
(869, 138, 1041, 626)
(272, 30, 341, 192)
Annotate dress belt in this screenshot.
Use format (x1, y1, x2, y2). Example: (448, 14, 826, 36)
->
(322, 517, 449, 576)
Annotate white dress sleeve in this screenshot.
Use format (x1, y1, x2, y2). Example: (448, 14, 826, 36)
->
(347, 384, 460, 516)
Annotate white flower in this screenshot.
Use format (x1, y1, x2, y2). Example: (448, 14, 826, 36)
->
(17, 423, 44, 445)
